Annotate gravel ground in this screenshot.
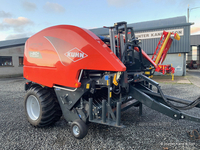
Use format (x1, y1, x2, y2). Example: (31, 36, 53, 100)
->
(1, 77, 200, 150)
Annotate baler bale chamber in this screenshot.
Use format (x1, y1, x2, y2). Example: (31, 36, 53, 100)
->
(23, 22, 200, 139)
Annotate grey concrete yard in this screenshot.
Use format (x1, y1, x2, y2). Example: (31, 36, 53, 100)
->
(1, 73, 200, 150)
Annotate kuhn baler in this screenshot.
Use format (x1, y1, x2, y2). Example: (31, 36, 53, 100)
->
(24, 22, 200, 139)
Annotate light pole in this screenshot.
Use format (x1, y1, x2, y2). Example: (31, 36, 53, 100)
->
(187, 5, 200, 22)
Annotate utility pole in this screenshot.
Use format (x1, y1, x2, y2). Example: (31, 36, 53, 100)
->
(187, 5, 200, 23)
(187, 5, 189, 22)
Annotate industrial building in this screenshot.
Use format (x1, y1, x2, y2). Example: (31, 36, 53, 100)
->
(187, 34, 200, 69)
(0, 16, 199, 77)
(0, 38, 28, 77)
(91, 16, 192, 76)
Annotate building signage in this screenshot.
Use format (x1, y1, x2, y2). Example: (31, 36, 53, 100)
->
(175, 65, 182, 71)
(135, 28, 184, 40)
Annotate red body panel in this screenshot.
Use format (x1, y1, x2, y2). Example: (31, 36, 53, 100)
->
(24, 25, 126, 88)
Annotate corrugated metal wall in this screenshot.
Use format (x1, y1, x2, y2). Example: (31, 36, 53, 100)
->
(90, 16, 191, 55)
(136, 25, 191, 55)
(191, 34, 200, 46)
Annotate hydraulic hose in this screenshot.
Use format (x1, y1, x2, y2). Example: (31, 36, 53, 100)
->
(158, 86, 200, 110)
(113, 85, 121, 95)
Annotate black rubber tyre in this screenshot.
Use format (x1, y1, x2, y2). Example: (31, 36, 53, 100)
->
(24, 85, 62, 127)
(71, 119, 88, 139)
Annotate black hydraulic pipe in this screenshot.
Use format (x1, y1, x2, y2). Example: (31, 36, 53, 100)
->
(159, 85, 200, 110)
(122, 43, 135, 65)
(138, 74, 200, 110)
(122, 43, 130, 63)
(89, 98, 93, 121)
(141, 89, 200, 109)
(131, 85, 200, 123)
(137, 46, 145, 69)
(102, 100, 106, 123)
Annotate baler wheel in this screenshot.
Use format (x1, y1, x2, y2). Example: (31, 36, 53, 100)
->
(71, 119, 88, 139)
(24, 85, 62, 127)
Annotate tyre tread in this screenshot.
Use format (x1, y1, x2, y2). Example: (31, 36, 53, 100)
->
(24, 85, 62, 127)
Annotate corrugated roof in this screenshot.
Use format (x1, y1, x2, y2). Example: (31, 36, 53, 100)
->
(129, 16, 186, 30)
(191, 34, 200, 45)
(89, 16, 192, 54)
(0, 37, 28, 49)
(90, 16, 187, 35)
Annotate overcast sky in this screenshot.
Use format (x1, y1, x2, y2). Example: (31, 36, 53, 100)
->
(0, 0, 200, 41)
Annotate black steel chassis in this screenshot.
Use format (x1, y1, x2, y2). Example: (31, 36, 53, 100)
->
(86, 73, 200, 128)
(38, 70, 200, 129)
(24, 69, 200, 140)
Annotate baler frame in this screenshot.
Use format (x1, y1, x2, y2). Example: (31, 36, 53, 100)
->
(23, 21, 200, 139)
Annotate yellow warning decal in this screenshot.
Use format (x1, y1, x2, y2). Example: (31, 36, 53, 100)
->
(149, 75, 153, 78)
(86, 83, 90, 89)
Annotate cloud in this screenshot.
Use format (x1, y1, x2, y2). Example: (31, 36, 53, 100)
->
(191, 26, 200, 34)
(4, 17, 33, 26)
(179, 0, 197, 7)
(5, 33, 32, 40)
(0, 17, 34, 32)
(22, 1, 37, 11)
(0, 34, 7, 41)
(0, 23, 10, 30)
(0, 11, 12, 18)
(107, 0, 140, 7)
(43, 2, 65, 13)
(85, 27, 98, 29)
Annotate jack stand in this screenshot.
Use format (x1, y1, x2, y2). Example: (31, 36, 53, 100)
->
(139, 103, 143, 116)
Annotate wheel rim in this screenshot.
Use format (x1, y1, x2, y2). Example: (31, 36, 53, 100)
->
(26, 95, 40, 120)
(73, 125, 80, 136)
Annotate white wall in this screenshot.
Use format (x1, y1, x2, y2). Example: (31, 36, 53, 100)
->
(0, 45, 24, 77)
(149, 53, 185, 76)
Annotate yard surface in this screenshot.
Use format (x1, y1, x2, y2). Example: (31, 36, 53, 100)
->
(1, 77, 200, 150)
